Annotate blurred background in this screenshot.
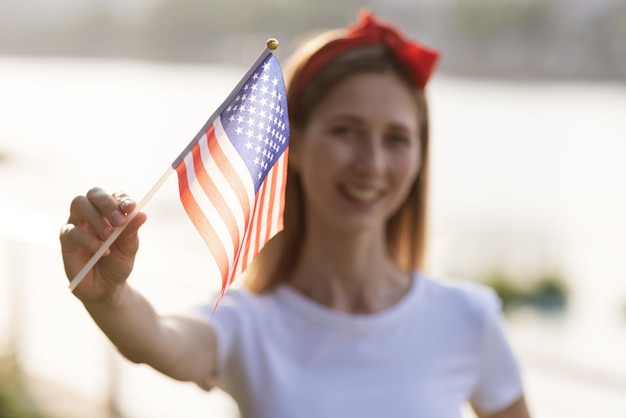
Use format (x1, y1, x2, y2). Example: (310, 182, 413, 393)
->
(1, 0, 625, 417)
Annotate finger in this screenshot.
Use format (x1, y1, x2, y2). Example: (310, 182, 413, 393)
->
(113, 191, 137, 215)
(114, 211, 148, 257)
(111, 190, 130, 201)
(125, 210, 147, 234)
(60, 223, 111, 256)
(119, 198, 136, 215)
(86, 187, 127, 227)
(68, 195, 115, 241)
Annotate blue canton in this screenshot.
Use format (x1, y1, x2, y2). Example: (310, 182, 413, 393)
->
(220, 54, 289, 193)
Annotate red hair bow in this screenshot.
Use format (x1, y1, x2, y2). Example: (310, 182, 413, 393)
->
(291, 10, 440, 103)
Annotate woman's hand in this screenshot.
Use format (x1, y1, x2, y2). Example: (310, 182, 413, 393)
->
(59, 187, 147, 303)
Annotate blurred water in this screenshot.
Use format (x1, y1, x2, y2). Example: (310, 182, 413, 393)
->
(1, 56, 625, 417)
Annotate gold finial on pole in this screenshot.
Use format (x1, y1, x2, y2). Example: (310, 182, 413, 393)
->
(266, 38, 279, 51)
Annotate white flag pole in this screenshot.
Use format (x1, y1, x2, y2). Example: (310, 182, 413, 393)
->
(68, 39, 279, 292)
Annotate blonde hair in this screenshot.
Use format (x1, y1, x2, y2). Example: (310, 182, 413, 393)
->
(242, 29, 431, 293)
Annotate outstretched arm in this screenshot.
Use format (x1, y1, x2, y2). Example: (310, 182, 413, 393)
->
(59, 188, 218, 389)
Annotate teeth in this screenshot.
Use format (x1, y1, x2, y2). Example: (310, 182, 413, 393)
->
(344, 186, 378, 201)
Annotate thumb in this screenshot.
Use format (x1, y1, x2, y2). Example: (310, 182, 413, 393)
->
(113, 211, 148, 257)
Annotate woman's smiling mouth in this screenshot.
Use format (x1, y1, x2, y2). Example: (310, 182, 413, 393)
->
(340, 185, 382, 203)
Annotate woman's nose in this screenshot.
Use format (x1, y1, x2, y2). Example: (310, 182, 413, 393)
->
(354, 137, 385, 174)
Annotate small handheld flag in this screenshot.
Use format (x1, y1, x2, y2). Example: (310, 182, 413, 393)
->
(174, 45, 289, 300)
(69, 40, 290, 302)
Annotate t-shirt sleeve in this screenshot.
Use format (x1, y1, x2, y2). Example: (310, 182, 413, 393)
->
(470, 290, 524, 414)
(191, 291, 246, 380)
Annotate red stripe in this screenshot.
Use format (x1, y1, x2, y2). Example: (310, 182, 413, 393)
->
(178, 129, 288, 292)
(251, 178, 269, 261)
(176, 148, 230, 289)
(239, 192, 258, 273)
(207, 125, 252, 222)
(263, 164, 278, 243)
(191, 131, 241, 255)
(232, 154, 287, 284)
(229, 221, 251, 286)
(229, 238, 244, 285)
(231, 171, 271, 285)
(239, 179, 264, 274)
(228, 194, 256, 285)
(206, 124, 252, 287)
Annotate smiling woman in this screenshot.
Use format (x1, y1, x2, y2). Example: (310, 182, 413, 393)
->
(289, 71, 421, 238)
(58, 10, 530, 418)
(254, 39, 435, 293)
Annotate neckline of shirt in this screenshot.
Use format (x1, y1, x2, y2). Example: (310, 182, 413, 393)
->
(273, 272, 426, 334)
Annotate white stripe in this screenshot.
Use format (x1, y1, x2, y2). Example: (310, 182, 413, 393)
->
(213, 117, 256, 281)
(183, 149, 235, 271)
(233, 185, 262, 282)
(198, 131, 246, 244)
(214, 118, 255, 215)
(231, 217, 252, 283)
(180, 161, 227, 285)
(242, 188, 261, 272)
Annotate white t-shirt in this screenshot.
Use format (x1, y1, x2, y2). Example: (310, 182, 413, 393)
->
(196, 273, 523, 418)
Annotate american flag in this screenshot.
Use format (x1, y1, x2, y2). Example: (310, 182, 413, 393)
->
(173, 52, 289, 299)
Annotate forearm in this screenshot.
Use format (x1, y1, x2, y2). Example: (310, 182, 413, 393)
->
(60, 189, 217, 382)
(83, 284, 170, 366)
(82, 284, 217, 384)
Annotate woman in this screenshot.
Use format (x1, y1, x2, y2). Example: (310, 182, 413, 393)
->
(60, 11, 530, 418)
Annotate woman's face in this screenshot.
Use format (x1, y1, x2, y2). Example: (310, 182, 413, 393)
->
(291, 71, 421, 233)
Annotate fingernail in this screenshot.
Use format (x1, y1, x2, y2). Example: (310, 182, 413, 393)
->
(120, 199, 133, 212)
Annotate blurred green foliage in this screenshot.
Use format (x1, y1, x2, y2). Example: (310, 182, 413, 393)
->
(0, 357, 45, 418)
(484, 270, 568, 313)
(453, 0, 552, 38)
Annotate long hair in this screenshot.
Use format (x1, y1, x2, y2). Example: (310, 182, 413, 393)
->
(243, 30, 431, 293)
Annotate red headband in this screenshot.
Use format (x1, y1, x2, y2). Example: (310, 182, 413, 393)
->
(290, 10, 440, 105)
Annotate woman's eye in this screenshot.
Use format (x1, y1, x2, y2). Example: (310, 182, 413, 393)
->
(331, 125, 357, 137)
(387, 134, 411, 145)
